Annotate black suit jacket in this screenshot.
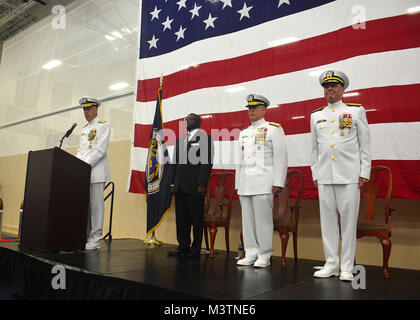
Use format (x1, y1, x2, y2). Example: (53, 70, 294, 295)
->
(170, 130, 214, 194)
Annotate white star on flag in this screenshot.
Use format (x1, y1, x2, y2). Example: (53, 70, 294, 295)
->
(277, 0, 291, 8)
(220, 0, 233, 10)
(162, 16, 174, 31)
(189, 3, 202, 20)
(176, 0, 187, 11)
(147, 35, 159, 49)
(203, 13, 217, 30)
(150, 6, 161, 21)
(174, 25, 187, 42)
(237, 3, 253, 21)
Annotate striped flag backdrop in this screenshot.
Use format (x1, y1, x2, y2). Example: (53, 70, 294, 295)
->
(128, 0, 420, 200)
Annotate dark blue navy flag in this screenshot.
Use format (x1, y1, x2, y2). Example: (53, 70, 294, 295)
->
(145, 81, 172, 236)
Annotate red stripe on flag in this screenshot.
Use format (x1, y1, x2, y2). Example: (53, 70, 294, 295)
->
(137, 14, 420, 102)
(129, 160, 420, 200)
(128, 170, 145, 194)
(134, 84, 420, 148)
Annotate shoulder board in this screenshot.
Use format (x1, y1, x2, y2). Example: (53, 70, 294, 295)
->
(98, 120, 106, 123)
(268, 122, 281, 127)
(311, 107, 325, 113)
(346, 103, 361, 107)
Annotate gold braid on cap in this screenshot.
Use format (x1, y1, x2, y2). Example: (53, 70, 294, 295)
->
(247, 101, 266, 106)
(81, 102, 98, 108)
(322, 76, 344, 85)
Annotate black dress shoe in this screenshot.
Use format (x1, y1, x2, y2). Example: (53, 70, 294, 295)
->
(168, 250, 183, 256)
(187, 251, 200, 258)
(168, 248, 190, 257)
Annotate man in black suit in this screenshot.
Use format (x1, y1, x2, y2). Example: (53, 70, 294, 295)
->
(169, 113, 214, 258)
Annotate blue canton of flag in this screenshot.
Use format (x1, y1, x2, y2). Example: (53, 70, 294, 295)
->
(140, 0, 335, 58)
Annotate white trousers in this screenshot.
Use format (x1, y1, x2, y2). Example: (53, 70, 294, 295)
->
(318, 184, 360, 272)
(240, 194, 274, 261)
(87, 182, 105, 246)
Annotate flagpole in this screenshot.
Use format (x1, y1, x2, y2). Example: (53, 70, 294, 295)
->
(144, 74, 165, 248)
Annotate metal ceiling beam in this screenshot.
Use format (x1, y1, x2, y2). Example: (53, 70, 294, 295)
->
(0, 1, 37, 28)
(0, 1, 18, 10)
(0, 89, 135, 130)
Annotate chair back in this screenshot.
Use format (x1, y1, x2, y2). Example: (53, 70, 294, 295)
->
(204, 172, 235, 223)
(273, 169, 304, 225)
(361, 166, 393, 223)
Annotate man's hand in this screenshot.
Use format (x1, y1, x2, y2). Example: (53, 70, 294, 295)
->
(314, 180, 318, 187)
(272, 186, 283, 194)
(358, 177, 369, 189)
(197, 185, 206, 196)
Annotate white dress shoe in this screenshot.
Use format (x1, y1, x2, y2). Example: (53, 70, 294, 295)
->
(253, 259, 270, 268)
(237, 257, 257, 266)
(313, 267, 340, 278)
(339, 271, 354, 281)
(85, 242, 101, 251)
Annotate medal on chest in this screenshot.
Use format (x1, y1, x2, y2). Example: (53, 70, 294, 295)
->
(255, 127, 268, 145)
(339, 113, 352, 135)
(88, 129, 97, 142)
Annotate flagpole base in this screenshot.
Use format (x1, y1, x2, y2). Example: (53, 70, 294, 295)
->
(144, 234, 163, 247)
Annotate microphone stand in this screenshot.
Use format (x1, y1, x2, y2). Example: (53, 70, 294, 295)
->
(58, 124, 77, 149)
(58, 134, 66, 149)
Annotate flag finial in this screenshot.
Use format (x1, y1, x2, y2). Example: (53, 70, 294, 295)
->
(160, 74, 163, 87)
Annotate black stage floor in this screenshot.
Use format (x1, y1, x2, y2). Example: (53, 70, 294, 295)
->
(0, 239, 419, 301)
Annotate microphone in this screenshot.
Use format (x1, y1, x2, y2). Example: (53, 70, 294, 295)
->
(58, 123, 77, 149)
(64, 123, 77, 138)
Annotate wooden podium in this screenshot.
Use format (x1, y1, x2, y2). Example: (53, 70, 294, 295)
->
(20, 147, 91, 252)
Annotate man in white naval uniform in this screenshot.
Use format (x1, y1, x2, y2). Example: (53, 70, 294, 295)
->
(236, 94, 288, 268)
(311, 70, 371, 281)
(76, 97, 111, 251)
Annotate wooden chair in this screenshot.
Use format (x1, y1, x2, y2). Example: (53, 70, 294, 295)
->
(357, 166, 394, 279)
(203, 172, 235, 258)
(273, 169, 303, 267)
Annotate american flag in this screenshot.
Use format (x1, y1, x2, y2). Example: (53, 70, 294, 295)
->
(128, 0, 420, 200)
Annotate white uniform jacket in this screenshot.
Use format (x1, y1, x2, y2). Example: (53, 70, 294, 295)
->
(235, 118, 288, 196)
(77, 117, 111, 183)
(310, 101, 371, 184)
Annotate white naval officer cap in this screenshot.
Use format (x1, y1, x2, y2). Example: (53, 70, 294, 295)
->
(245, 94, 270, 108)
(79, 97, 101, 108)
(319, 70, 349, 90)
